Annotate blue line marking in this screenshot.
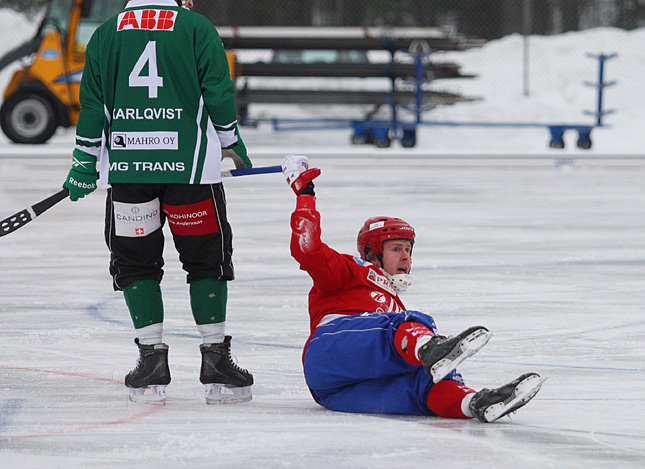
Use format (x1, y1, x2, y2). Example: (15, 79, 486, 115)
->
(86, 284, 302, 349)
(0, 399, 24, 438)
(85, 278, 645, 371)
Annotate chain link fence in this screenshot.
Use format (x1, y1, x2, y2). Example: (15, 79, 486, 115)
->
(192, 0, 645, 36)
(2, 0, 644, 33)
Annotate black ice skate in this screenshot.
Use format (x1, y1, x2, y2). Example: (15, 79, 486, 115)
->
(200, 336, 253, 404)
(418, 326, 492, 382)
(125, 338, 171, 405)
(469, 372, 545, 423)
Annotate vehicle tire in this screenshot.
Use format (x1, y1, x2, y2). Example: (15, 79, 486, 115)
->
(577, 137, 592, 150)
(351, 134, 366, 145)
(549, 138, 565, 149)
(374, 137, 391, 148)
(0, 92, 58, 144)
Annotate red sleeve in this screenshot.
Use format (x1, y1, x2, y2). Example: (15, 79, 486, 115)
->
(290, 195, 353, 292)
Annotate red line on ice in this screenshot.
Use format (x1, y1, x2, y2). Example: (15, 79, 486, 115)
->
(0, 365, 166, 442)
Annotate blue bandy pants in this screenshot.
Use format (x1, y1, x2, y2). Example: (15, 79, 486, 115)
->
(303, 311, 464, 416)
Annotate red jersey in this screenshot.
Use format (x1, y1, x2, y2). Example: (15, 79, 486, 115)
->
(290, 195, 406, 334)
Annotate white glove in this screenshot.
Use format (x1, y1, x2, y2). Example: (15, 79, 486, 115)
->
(282, 154, 309, 186)
(281, 154, 320, 195)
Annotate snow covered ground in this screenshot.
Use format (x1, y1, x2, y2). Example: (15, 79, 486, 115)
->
(0, 10, 644, 468)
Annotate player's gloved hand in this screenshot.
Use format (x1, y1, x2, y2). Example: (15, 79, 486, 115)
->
(282, 154, 321, 195)
(222, 128, 252, 169)
(63, 150, 98, 201)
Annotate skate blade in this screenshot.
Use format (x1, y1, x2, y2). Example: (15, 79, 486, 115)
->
(204, 383, 252, 404)
(128, 385, 167, 405)
(431, 328, 493, 382)
(483, 374, 546, 423)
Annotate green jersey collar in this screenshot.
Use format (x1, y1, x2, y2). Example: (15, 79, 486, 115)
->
(126, 0, 178, 9)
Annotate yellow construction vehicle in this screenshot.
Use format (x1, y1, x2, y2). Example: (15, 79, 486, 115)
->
(0, 0, 127, 143)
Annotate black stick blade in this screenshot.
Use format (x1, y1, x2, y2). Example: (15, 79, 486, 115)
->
(0, 209, 33, 237)
(0, 188, 69, 238)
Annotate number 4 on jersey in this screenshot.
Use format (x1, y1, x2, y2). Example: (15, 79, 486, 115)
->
(129, 41, 163, 98)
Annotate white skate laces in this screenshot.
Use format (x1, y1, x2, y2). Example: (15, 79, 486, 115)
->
(385, 273, 413, 293)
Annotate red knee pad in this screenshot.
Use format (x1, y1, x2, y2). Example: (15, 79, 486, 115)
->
(394, 321, 434, 366)
(427, 380, 476, 419)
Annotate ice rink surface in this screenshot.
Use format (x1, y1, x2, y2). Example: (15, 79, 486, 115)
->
(1, 146, 645, 468)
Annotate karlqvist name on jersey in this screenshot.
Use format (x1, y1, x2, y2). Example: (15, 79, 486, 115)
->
(113, 107, 184, 120)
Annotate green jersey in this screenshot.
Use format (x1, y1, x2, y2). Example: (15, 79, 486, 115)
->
(75, 0, 239, 185)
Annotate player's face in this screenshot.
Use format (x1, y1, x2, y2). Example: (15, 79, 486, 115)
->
(381, 240, 412, 276)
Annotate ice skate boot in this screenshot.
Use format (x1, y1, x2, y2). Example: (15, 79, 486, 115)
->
(125, 338, 171, 405)
(418, 326, 492, 382)
(200, 336, 253, 404)
(469, 372, 545, 423)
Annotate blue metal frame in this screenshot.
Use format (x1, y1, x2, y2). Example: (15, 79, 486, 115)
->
(271, 52, 616, 150)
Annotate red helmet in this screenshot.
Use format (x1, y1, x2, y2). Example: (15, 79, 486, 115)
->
(357, 216, 415, 261)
